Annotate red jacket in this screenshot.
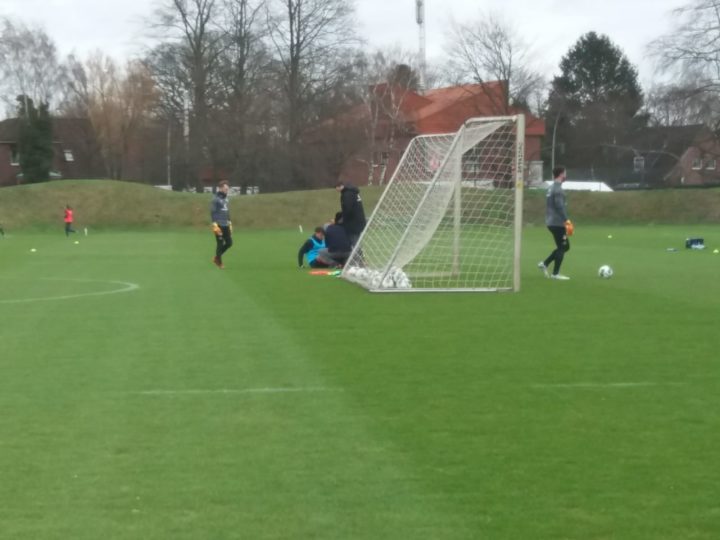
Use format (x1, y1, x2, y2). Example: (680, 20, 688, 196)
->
(64, 209, 73, 223)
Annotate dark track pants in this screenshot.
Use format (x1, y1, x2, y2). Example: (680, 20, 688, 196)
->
(543, 225, 570, 275)
(215, 226, 233, 262)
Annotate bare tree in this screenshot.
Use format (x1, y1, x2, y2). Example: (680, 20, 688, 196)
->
(444, 11, 545, 113)
(650, 0, 720, 87)
(649, 0, 720, 128)
(151, 0, 227, 188)
(355, 48, 420, 185)
(645, 80, 720, 129)
(0, 18, 66, 114)
(220, 0, 267, 97)
(266, 0, 358, 146)
(65, 53, 157, 179)
(213, 0, 271, 185)
(144, 43, 189, 120)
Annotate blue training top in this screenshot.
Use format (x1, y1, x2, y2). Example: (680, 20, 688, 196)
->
(307, 236, 325, 263)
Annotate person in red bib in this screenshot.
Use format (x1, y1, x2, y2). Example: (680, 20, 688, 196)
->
(64, 205, 76, 237)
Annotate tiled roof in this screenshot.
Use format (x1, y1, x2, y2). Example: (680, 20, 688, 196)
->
(0, 118, 21, 142)
(306, 81, 546, 141)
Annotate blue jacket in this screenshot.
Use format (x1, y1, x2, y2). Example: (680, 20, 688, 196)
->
(298, 234, 326, 266)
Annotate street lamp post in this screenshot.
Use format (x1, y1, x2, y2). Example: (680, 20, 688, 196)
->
(551, 112, 561, 172)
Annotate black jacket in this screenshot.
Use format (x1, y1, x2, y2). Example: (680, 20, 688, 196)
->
(339, 184, 367, 235)
(324, 223, 351, 253)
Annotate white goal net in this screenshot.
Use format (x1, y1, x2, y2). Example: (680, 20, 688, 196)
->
(342, 116, 525, 292)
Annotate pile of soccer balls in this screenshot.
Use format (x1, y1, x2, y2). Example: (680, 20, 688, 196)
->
(598, 265, 614, 279)
(344, 266, 413, 289)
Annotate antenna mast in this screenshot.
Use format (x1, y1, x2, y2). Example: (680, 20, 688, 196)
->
(416, 0, 427, 93)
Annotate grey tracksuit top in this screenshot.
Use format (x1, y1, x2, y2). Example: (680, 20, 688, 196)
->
(211, 192, 230, 226)
(545, 181, 568, 227)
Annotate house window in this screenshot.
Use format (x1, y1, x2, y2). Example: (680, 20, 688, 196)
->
(633, 156, 645, 173)
(63, 149, 75, 162)
(692, 158, 703, 170)
(705, 158, 717, 171)
(10, 144, 20, 166)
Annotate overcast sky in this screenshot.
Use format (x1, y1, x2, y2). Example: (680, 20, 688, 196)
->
(1, 0, 686, 85)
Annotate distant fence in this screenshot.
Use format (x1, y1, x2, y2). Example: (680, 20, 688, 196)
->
(153, 185, 260, 195)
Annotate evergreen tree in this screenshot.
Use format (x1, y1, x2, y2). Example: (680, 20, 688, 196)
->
(17, 95, 54, 183)
(546, 32, 644, 179)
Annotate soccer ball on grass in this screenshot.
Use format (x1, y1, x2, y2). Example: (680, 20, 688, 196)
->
(598, 265, 614, 279)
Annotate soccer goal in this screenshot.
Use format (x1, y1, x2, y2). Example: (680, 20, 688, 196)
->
(342, 115, 525, 293)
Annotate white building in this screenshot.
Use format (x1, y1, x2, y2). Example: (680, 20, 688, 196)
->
(541, 180, 613, 192)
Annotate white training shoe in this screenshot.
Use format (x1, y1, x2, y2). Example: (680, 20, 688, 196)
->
(550, 274, 570, 280)
(537, 261, 549, 278)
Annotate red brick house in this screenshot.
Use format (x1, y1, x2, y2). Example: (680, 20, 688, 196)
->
(616, 124, 720, 188)
(667, 127, 720, 187)
(0, 118, 105, 187)
(311, 81, 545, 187)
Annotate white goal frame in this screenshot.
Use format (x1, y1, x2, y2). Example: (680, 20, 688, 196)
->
(342, 115, 525, 293)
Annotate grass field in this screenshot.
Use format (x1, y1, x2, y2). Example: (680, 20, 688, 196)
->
(1, 225, 719, 539)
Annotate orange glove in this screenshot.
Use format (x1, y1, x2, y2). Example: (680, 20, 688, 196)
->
(212, 222, 222, 236)
(565, 220, 574, 236)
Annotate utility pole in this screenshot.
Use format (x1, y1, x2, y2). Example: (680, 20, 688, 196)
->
(166, 119, 172, 187)
(183, 90, 191, 188)
(551, 112, 560, 172)
(416, 0, 427, 94)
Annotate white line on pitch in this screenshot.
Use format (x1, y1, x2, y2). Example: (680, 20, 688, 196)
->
(530, 382, 687, 389)
(129, 387, 339, 396)
(0, 278, 139, 304)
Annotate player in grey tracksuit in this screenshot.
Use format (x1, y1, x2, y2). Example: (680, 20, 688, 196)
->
(211, 180, 233, 268)
(539, 167, 571, 280)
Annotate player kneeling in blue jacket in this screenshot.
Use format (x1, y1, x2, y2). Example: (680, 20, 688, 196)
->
(298, 227, 339, 269)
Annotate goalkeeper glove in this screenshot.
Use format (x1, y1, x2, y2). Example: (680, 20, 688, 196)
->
(212, 222, 222, 236)
(565, 220, 574, 236)
(228, 220, 233, 233)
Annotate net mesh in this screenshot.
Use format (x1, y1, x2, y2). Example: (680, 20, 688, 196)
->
(342, 117, 522, 292)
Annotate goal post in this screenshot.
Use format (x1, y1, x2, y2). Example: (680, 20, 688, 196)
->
(514, 114, 525, 292)
(342, 115, 526, 293)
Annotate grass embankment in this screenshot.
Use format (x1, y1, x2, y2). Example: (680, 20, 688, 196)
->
(1, 179, 719, 230)
(0, 180, 383, 231)
(524, 188, 720, 225)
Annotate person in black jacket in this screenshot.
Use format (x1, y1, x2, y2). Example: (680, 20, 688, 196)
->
(324, 212, 352, 266)
(335, 181, 366, 247)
